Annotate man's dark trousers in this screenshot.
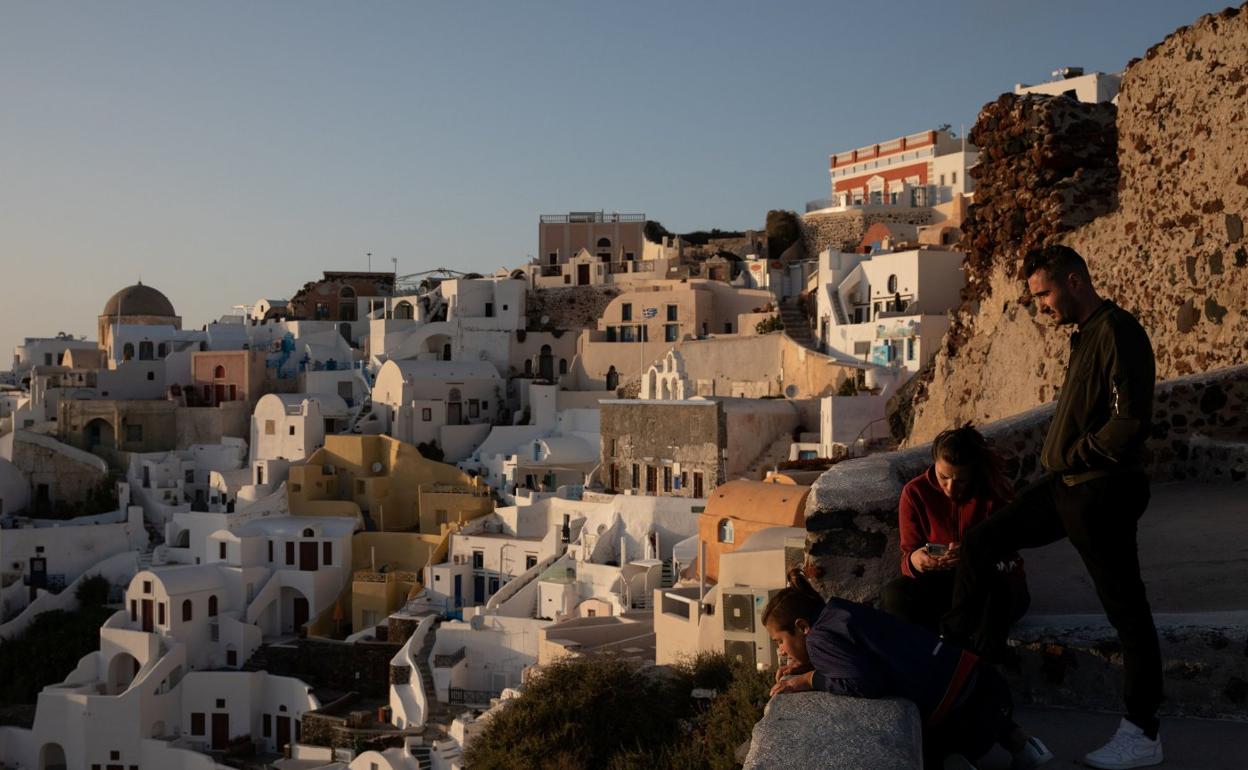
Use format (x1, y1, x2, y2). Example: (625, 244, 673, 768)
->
(943, 471, 1163, 731)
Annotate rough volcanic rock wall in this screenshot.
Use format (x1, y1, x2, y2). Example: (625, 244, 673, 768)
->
(799, 208, 935, 258)
(526, 286, 618, 331)
(908, 5, 1248, 443)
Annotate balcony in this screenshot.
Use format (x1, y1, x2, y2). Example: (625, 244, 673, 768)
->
(540, 212, 646, 224)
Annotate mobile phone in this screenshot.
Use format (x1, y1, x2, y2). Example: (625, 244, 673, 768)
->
(925, 543, 949, 557)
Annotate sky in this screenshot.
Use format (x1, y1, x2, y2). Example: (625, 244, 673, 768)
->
(0, 0, 1228, 360)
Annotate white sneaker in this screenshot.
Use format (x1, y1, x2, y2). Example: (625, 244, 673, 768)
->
(1084, 718, 1163, 769)
(943, 755, 978, 770)
(1012, 735, 1055, 770)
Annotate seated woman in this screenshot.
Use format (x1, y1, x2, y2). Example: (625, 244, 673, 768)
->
(882, 425, 1030, 657)
(766, 568, 1052, 770)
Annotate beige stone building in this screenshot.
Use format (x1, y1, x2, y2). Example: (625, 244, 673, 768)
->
(598, 398, 805, 498)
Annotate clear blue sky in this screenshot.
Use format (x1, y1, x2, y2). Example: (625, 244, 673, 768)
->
(0, 0, 1226, 359)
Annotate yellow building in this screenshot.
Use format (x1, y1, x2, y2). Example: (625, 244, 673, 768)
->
(290, 434, 494, 636)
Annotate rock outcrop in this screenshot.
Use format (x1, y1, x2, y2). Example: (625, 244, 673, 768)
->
(907, 4, 1248, 443)
(742, 694, 921, 770)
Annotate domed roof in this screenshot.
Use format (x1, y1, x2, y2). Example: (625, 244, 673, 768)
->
(101, 282, 177, 318)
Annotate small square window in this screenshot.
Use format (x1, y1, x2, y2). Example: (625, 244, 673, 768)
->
(111, 751, 121, 761)
(265, 419, 276, 435)
(422, 408, 432, 422)
(216, 698, 226, 708)
(146, 371, 155, 381)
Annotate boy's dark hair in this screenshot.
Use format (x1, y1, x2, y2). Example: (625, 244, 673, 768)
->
(931, 423, 1013, 502)
(761, 567, 825, 632)
(1021, 244, 1090, 282)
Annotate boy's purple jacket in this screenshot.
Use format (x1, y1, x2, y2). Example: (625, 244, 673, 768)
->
(805, 596, 976, 723)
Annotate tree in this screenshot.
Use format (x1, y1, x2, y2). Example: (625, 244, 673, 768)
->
(765, 209, 802, 261)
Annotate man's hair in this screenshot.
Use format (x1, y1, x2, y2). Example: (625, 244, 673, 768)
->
(1021, 244, 1090, 282)
(761, 567, 825, 632)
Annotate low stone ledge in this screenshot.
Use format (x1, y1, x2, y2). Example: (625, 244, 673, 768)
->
(1005, 611, 1248, 720)
(743, 693, 921, 770)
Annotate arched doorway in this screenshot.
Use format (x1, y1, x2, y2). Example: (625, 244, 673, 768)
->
(424, 334, 451, 361)
(281, 586, 311, 635)
(84, 418, 115, 451)
(338, 286, 357, 321)
(605, 366, 618, 391)
(107, 652, 141, 694)
(393, 301, 414, 320)
(39, 742, 67, 770)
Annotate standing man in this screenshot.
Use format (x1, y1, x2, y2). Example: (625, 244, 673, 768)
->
(942, 245, 1163, 769)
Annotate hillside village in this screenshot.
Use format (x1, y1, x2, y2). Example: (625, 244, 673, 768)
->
(2, 5, 1247, 770)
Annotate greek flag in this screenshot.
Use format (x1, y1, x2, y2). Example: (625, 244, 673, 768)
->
(642, 307, 658, 319)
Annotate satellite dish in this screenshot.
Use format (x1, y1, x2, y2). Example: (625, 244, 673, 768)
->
(371, 462, 383, 473)
(784, 385, 798, 399)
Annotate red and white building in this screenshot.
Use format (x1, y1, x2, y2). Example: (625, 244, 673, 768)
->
(809, 128, 978, 212)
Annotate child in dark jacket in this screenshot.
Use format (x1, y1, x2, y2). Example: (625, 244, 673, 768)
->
(765, 568, 1052, 770)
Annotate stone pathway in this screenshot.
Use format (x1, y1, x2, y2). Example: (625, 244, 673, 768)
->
(977, 706, 1248, 770)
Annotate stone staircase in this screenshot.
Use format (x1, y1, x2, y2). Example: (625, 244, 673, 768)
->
(779, 299, 816, 349)
(409, 741, 433, 770)
(414, 617, 452, 725)
(660, 559, 676, 589)
(742, 435, 794, 480)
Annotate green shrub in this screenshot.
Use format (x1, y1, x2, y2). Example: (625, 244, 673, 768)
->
(74, 574, 111, 607)
(0, 605, 115, 702)
(755, 316, 784, 335)
(466, 653, 769, 770)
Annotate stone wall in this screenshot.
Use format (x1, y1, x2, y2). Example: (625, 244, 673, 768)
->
(743, 694, 921, 770)
(251, 638, 401, 699)
(526, 286, 618, 331)
(908, 5, 1248, 443)
(798, 208, 936, 259)
(600, 400, 724, 496)
(805, 365, 1247, 603)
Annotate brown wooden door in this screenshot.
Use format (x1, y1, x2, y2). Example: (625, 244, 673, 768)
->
(211, 712, 229, 750)
(299, 541, 317, 571)
(293, 597, 309, 630)
(214, 384, 227, 405)
(693, 472, 704, 498)
(141, 599, 154, 632)
(577, 263, 590, 285)
(276, 715, 291, 750)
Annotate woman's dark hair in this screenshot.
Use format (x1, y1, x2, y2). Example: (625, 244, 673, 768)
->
(931, 424, 1012, 502)
(761, 567, 825, 632)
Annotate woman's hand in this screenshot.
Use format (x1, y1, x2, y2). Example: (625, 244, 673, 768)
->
(770, 669, 815, 697)
(911, 544, 960, 573)
(774, 661, 812, 683)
